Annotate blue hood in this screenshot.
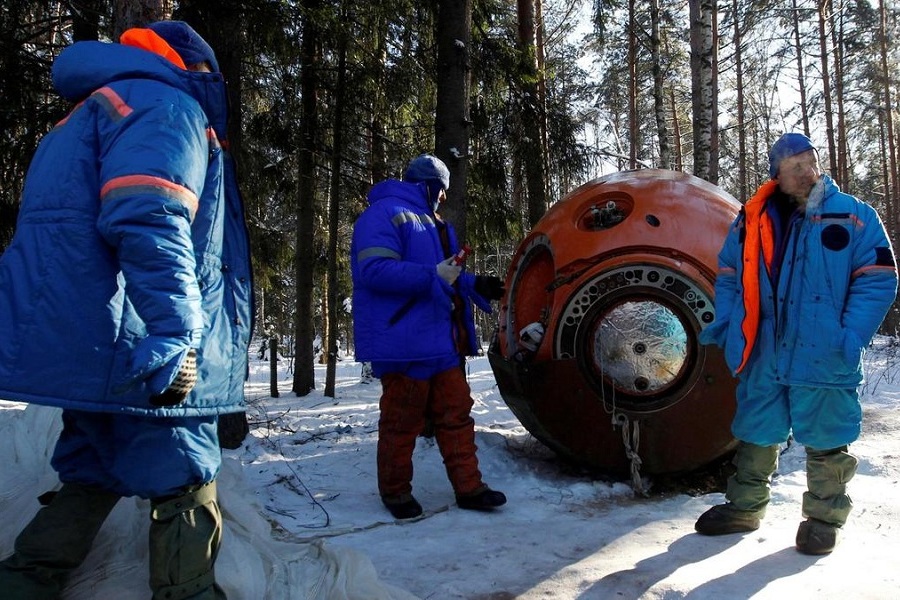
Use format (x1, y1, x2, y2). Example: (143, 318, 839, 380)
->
(52, 41, 229, 139)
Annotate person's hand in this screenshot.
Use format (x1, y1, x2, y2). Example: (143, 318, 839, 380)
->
(475, 275, 505, 300)
(149, 349, 198, 407)
(436, 257, 462, 285)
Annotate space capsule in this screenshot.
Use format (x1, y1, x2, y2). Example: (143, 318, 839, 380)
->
(488, 169, 741, 477)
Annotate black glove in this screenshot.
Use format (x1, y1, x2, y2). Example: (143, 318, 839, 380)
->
(150, 349, 198, 407)
(474, 275, 505, 301)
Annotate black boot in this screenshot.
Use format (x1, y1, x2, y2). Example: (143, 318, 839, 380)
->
(382, 494, 423, 519)
(796, 518, 839, 555)
(456, 487, 507, 511)
(695, 503, 761, 535)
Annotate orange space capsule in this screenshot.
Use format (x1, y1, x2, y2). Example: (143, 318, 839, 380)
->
(488, 169, 741, 477)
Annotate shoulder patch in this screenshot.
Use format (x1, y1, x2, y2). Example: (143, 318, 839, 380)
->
(875, 246, 896, 267)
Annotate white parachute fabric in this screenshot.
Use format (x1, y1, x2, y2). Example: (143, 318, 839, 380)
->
(0, 403, 417, 600)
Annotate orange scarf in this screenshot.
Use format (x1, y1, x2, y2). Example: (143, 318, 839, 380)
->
(736, 180, 778, 373)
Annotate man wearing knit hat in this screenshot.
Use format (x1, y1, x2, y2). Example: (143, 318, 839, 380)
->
(694, 133, 897, 554)
(351, 154, 507, 519)
(0, 20, 250, 599)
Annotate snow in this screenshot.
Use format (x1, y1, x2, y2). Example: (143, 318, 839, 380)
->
(2, 341, 900, 599)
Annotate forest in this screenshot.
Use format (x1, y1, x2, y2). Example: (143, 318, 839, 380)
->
(2, 0, 899, 398)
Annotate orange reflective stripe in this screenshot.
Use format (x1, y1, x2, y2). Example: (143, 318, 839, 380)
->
(853, 264, 897, 279)
(101, 175, 199, 220)
(53, 87, 134, 134)
(119, 28, 187, 70)
(736, 179, 778, 374)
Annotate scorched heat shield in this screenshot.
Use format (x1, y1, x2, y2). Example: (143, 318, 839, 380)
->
(488, 169, 741, 477)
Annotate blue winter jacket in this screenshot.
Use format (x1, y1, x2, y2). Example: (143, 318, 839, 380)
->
(0, 40, 252, 416)
(701, 175, 897, 387)
(351, 179, 491, 367)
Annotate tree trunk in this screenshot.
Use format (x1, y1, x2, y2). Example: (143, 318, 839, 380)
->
(689, 0, 716, 182)
(879, 0, 898, 222)
(732, 0, 746, 199)
(516, 0, 548, 227)
(270, 337, 280, 398)
(829, 6, 848, 189)
(791, 0, 811, 138)
(650, 0, 670, 170)
(435, 0, 473, 241)
(670, 88, 683, 172)
(709, 5, 718, 183)
(877, 0, 900, 334)
(112, 0, 172, 38)
(534, 0, 550, 189)
(71, 0, 102, 41)
(628, 0, 638, 170)
(817, 0, 838, 178)
(292, 0, 321, 396)
(324, 30, 348, 398)
(368, 13, 389, 184)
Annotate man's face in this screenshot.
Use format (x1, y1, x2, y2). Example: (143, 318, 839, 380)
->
(776, 149, 821, 203)
(187, 62, 212, 73)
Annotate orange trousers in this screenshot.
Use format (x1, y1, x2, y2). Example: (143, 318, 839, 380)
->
(377, 367, 484, 498)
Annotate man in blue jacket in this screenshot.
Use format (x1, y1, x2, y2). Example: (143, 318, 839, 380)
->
(351, 154, 507, 519)
(0, 21, 252, 598)
(695, 133, 897, 555)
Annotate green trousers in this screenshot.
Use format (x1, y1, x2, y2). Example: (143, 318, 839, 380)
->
(0, 481, 225, 600)
(725, 441, 858, 526)
(802, 446, 858, 527)
(149, 481, 226, 600)
(725, 441, 779, 514)
(0, 482, 119, 598)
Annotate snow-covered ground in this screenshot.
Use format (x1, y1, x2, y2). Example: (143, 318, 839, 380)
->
(2, 340, 899, 599)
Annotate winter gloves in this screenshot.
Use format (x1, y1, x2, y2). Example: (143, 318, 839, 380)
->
(149, 348, 199, 407)
(437, 257, 462, 285)
(475, 275, 505, 301)
(437, 257, 505, 301)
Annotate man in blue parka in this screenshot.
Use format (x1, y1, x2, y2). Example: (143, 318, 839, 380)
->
(695, 133, 897, 555)
(351, 154, 507, 519)
(0, 21, 252, 598)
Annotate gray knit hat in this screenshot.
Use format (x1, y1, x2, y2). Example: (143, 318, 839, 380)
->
(404, 154, 451, 190)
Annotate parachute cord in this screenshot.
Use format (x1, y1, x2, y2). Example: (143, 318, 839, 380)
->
(615, 412, 647, 497)
(597, 323, 646, 496)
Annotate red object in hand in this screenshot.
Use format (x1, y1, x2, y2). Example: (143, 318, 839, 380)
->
(452, 245, 472, 265)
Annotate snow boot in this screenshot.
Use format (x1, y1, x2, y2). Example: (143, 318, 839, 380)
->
(0, 482, 120, 599)
(694, 503, 760, 535)
(796, 518, 838, 555)
(381, 493, 423, 520)
(149, 480, 225, 600)
(695, 442, 776, 536)
(793, 446, 856, 555)
(456, 486, 507, 511)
